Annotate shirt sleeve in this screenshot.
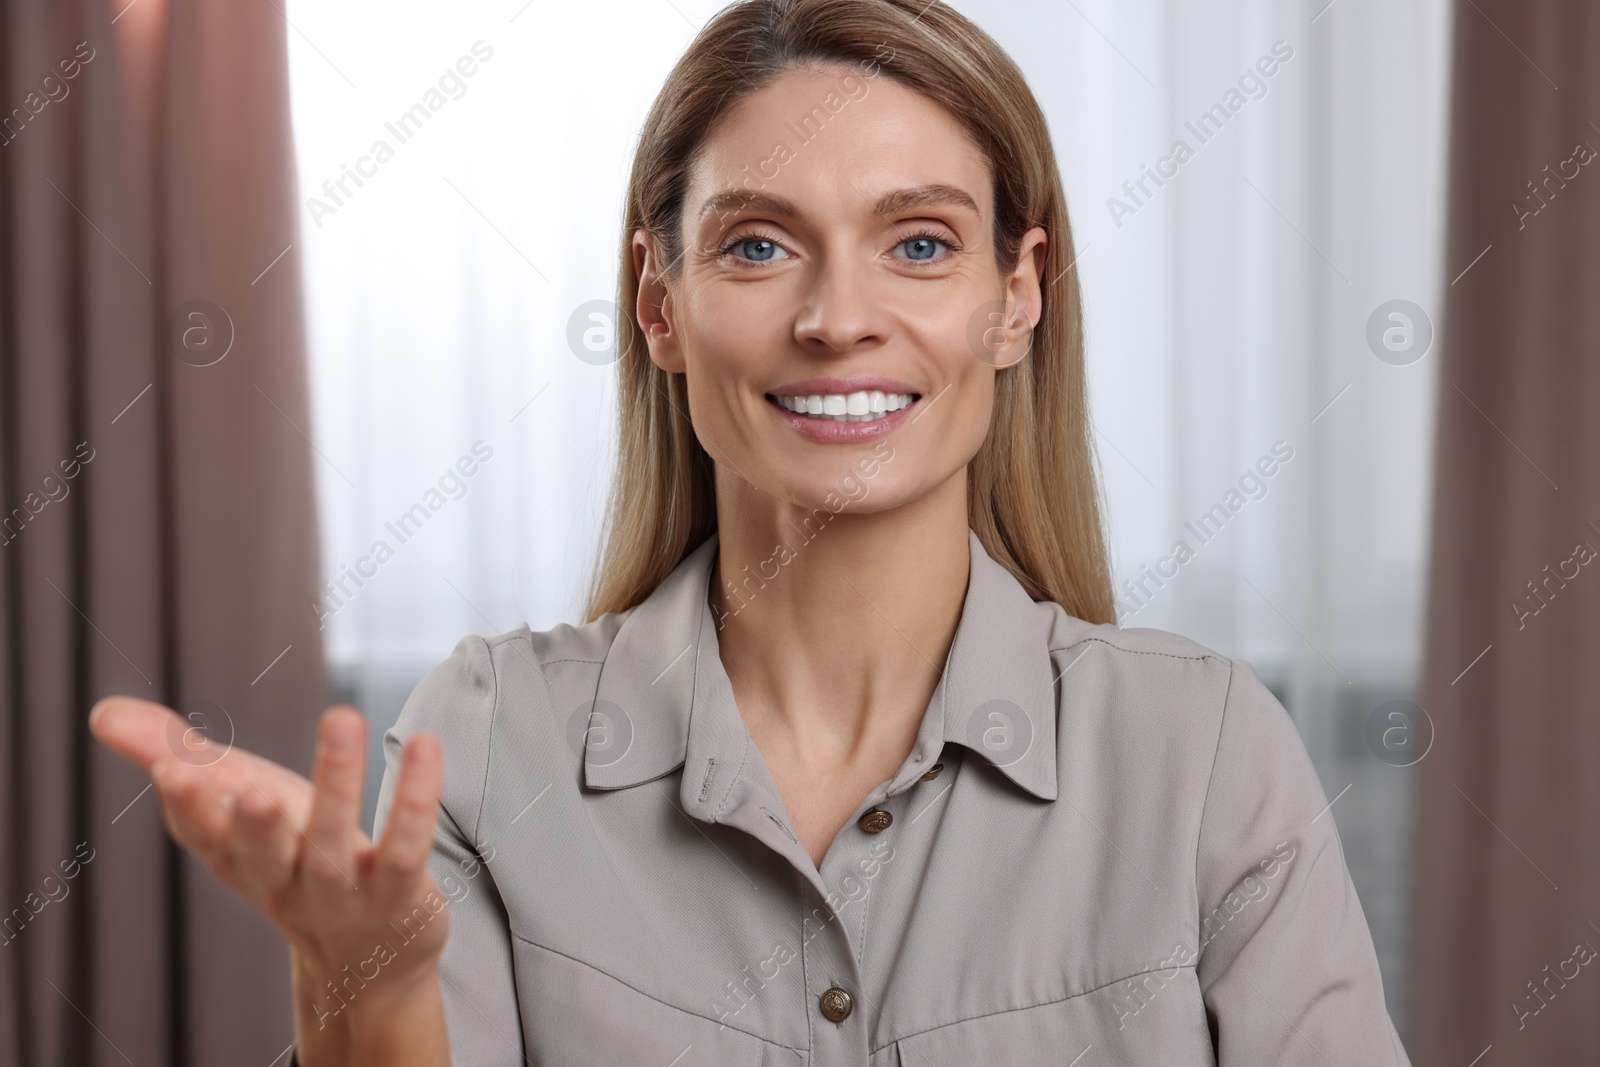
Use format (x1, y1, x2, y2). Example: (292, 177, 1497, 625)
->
(1194, 657, 1412, 1065)
(371, 633, 527, 1066)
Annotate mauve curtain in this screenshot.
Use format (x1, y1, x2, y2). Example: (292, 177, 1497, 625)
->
(0, 1, 329, 1064)
(1409, 0, 1600, 1059)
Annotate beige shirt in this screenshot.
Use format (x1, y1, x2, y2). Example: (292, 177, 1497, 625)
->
(333, 529, 1409, 1065)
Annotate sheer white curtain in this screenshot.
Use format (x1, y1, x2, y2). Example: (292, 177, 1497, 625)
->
(1030, 4, 1453, 1032)
(287, 0, 1452, 1035)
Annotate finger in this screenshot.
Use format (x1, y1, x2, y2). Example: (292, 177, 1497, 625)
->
(151, 758, 239, 865)
(302, 706, 368, 886)
(371, 732, 444, 900)
(90, 697, 190, 772)
(230, 776, 302, 905)
(91, 694, 278, 795)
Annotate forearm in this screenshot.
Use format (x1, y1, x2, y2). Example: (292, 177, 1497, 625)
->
(291, 946, 450, 1067)
(345, 967, 452, 1067)
(291, 946, 350, 1067)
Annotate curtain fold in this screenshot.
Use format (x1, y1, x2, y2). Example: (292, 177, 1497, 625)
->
(0, 1, 330, 1064)
(1409, 0, 1600, 1059)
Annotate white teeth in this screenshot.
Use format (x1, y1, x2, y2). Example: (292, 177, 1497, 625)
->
(773, 390, 917, 422)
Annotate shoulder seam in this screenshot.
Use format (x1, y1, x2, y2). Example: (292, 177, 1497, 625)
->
(470, 633, 500, 849)
(1193, 657, 1238, 943)
(482, 627, 531, 650)
(1047, 634, 1225, 664)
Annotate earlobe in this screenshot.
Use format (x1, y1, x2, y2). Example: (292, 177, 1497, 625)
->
(641, 295, 685, 375)
(990, 302, 1035, 370)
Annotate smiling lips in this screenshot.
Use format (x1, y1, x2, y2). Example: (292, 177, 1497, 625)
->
(764, 375, 924, 442)
(763, 380, 923, 443)
(770, 389, 918, 423)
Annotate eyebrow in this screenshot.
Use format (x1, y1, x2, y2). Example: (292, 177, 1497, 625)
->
(698, 183, 982, 224)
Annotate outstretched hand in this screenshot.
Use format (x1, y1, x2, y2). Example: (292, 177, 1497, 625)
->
(88, 697, 451, 1025)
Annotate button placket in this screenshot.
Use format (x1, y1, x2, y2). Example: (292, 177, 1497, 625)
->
(799, 882, 871, 1065)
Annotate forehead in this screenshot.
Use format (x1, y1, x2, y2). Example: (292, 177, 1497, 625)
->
(685, 64, 992, 225)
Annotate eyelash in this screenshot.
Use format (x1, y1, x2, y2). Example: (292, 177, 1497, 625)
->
(716, 228, 962, 268)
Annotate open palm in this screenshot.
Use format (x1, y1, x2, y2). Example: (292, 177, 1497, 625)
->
(87, 697, 451, 1023)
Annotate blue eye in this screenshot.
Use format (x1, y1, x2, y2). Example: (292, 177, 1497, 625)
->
(720, 233, 791, 262)
(737, 239, 778, 261)
(893, 232, 959, 263)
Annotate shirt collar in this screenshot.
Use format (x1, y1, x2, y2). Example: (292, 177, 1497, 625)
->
(582, 528, 1061, 804)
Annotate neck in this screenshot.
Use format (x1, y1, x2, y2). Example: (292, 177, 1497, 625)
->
(709, 469, 971, 767)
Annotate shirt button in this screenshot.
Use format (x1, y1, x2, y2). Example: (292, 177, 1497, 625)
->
(857, 808, 893, 833)
(819, 986, 853, 1022)
(919, 762, 944, 781)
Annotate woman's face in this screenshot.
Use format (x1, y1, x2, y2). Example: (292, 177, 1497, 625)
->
(634, 64, 1046, 516)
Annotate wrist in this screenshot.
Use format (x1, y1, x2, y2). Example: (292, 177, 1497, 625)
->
(342, 964, 451, 1067)
(338, 960, 443, 1032)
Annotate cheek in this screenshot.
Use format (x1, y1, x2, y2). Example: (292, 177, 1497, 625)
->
(948, 377, 999, 457)
(682, 286, 780, 377)
(679, 348, 762, 457)
(924, 338, 999, 452)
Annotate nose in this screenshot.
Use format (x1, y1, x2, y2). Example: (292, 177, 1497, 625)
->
(791, 245, 890, 355)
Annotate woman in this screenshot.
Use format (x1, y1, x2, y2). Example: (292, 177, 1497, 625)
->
(89, 0, 1411, 1063)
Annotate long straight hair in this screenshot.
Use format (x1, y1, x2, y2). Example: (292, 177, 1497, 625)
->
(584, 0, 1116, 625)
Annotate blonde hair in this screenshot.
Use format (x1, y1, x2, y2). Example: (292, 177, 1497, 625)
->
(584, 0, 1115, 625)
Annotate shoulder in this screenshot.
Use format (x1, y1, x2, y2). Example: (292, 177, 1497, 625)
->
(1038, 610, 1332, 870)
(383, 613, 632, 822)
(1032, 608, 1336, 891)
(1035, 603, 1304, 790)
(394, 611, 629, 728)
(1038, 602, 1246, 718)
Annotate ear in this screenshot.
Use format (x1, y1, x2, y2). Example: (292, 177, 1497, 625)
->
(633, 229, 684, 374)
(989, 225, 1047, 370)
